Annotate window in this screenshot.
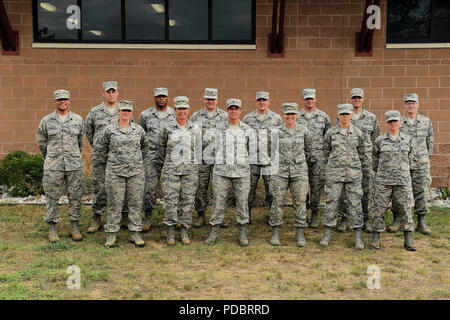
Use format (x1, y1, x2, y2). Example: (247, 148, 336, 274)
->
(33, 0, 255, 44)
(387, 0, 450, 44)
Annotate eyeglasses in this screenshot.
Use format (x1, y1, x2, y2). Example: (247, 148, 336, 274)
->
(405, 102, 417, 106)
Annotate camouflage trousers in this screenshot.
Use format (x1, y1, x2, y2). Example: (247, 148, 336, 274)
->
(269, 175, 309, 228)
(194, 164, 213, 214)
(91, 162, 128, 216)
(162, 171, 199, 228)
(143, 158, 163, 215)
(307, 160, 325, 212)
(392, 169, 431, 216)
(249, 164, 272, 209)
(372, 183, 414, 233)
(43, 169, 83, 223)
(104, 170, 144, 233)
(322, 180, 364, 229)
(339, 171, 373, 219)
(209, 174, 250, 226)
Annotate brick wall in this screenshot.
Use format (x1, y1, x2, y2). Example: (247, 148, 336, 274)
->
(0, 0, 449, 187)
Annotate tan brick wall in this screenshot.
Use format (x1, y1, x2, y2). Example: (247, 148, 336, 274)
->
(0, 0, 449, 187)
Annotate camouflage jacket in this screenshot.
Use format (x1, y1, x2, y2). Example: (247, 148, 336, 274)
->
(138, 106, 176, 162)
(271, 123, 312, 178)
(334, 108, 380, 148)
(296, 108, 331, 163)
(93, 122, 149, 177)
(190, 107, 228, 135)
(160, 121, 199, 176)
(85, 102, 122, 148)
(373, 132, 412, 186)
(400, 113, 434, 170)
(323, 124, 372, 182)
(36, 110, 84, 171)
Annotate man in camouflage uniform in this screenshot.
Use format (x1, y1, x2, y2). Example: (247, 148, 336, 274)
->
(389, 94, 434, 235)
(296, 89, 331, 228)
(138, 88, 176, 232)
(243, 91, 283, 223)
(335, 88, 380, 233)
(268, 103, 312, 247)
(204, 98, 256, 247)
(371, 110, 416, 251)
(36, 89, 84, 242)
(190, 88, 227, 228)
(319, 104, 371, 250)
(85, 81, 129, 233)
(160, 96, 199, 245)
(94, 101, 149, 248)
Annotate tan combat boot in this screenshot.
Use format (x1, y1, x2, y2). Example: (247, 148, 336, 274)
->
(87, 213, 102, 233)
(130, 232, 145, 247)
(70, 221, 83, 241)
(48, 222, 59, 243)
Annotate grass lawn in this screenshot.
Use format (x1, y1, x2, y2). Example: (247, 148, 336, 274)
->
(0, 202, 448, 300)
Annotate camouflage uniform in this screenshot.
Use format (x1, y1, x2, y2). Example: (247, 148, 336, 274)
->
(269, 123, 311, 228)
(93, 122, 149, 233)
(36, 110, 85, 223)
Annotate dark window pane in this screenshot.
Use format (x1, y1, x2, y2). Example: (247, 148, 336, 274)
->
(125, 0, 165, 40)
(37, 0, 78, 40)
(212, 0, 252, 40)
(434, 0, 450, 41)
(169, 0, 208, 41)
(388, 0, 431, 42)
(82, 0, 121, 40)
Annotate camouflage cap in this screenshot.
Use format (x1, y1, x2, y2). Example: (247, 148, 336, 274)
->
(103, 81, 118, 91)
(118, 100, 133, 111)
(350, 88, 364, 98)
(302, 88, 316, 99)
(174, 96, 190, 109)
(404, 93, 419, 103)
(226, 98, 242, 109)
(337, 103, 353, 115)
(282, 103, 299, 114)
(54, 89, 70, 100)
(385, 110, 401, 122)
(154, 87, 168, 97)
(204, 88, 218, 99)
(256, 91, 270, 100)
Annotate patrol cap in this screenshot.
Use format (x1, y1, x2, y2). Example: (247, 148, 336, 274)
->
(385, 110, 401, 122)
(174, 96, 190, 109)
(282, 103, 299, 114)
(337, 103, 353, 115)
(404, 93, 419, 103)
(118, 100, 133, 111)
(154, 87, 168, 97)
(302, 88, 316, 99)
(256, 91, 270, 100)
(103, 81, 118, 91)
(226, 98, 242, 109)
(54, 89, 70, 100)
(350, 88, 364, 98)
(204, 88, 218, 99)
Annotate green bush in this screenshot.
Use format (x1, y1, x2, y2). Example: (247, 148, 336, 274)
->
(0, 151, 44, 197)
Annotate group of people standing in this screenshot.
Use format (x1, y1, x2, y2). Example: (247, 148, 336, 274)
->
(36, 81, 434, 251)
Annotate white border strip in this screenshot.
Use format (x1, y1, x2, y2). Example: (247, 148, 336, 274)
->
(32, 43, 256, 50)
(386, 43, 450, 49)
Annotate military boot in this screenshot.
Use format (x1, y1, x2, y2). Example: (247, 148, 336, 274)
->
(269, 226, 280, 246)
(296, 227, 307, 247)
(416, 215, 431, 235)
(309, 211, 320, 228)
(87, 213, 102, 233)
(319, 226, 332, 246)
(130, 232, 145, 247)
(404, 231, 416, 251)
(193, 211, 206, 228)
(205, 225, 220, 246)
(48, 222, 59, 243)
(237, 224, 249, 247)
(387, 210, 400, 233)
(142, 211, 152, 233)
(354, 228, 364, 250)
(181, 226, 191, 245)
(370, 232, 381, 250)
(363, 218, 372, 233)
(70, 221, 83, 241)
(337, 216, 347, 233)
(167, 225, 176, 246)
(105, 233, 116, 248)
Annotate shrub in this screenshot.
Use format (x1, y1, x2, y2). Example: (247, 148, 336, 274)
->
(0, 150, 44, 197)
